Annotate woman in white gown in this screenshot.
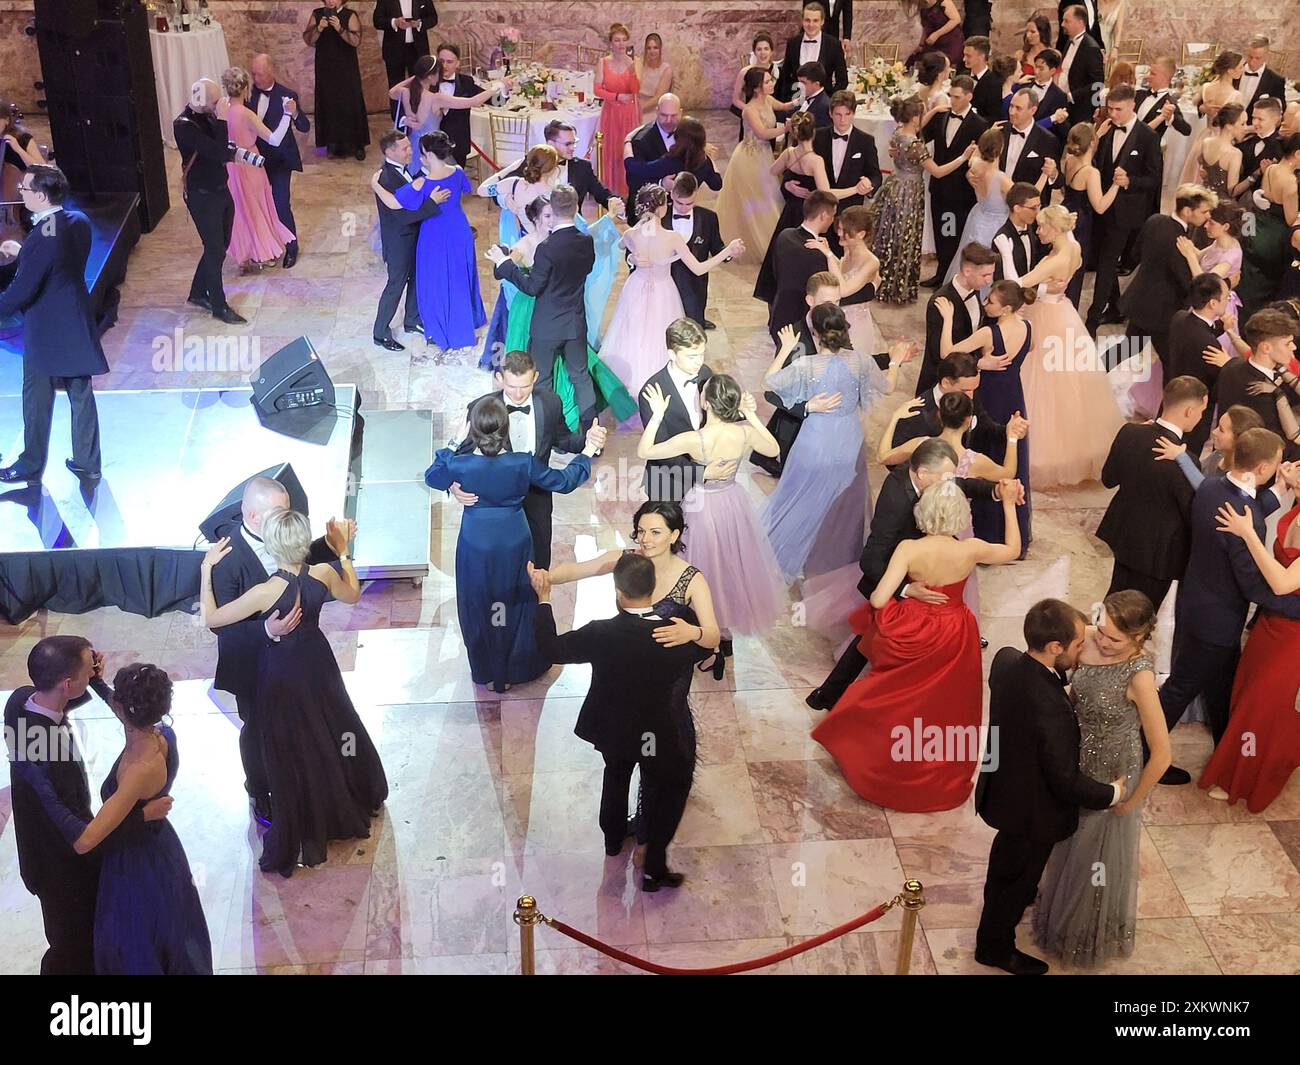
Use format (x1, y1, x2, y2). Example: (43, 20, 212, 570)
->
(716, 66, 786, 267)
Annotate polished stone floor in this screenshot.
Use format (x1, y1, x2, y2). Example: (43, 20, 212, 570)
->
(2, 113, 1298, 976)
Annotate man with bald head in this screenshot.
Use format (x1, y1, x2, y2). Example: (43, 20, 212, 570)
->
(624, 93, 682, 221)
(208, 475, 341, 823)
(249, 54, 310, 268)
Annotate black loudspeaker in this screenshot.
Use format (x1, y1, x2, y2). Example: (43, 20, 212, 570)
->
(249, 337, 337, 416)
(198, 463, 310, 542)
(35, 0, 169, 232)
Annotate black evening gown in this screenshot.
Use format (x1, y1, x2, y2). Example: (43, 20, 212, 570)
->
(971, 319, 1033, 550)
(1062, 184, 1093, 310)
(754, 168, 817, 303)
(311, 8, 371, 152)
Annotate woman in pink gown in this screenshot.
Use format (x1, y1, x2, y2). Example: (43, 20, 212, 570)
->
(220, 67, 296, 269)
(594, 24, 640, 198)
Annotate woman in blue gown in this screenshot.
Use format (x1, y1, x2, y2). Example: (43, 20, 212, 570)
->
(426, 396, 599, 692)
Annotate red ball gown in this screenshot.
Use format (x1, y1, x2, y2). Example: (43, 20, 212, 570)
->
(811, 579, 983, 812)
(1198, 504, 1300, 812)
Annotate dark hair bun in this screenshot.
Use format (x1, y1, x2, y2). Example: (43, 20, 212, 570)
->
(112, 663, 173, 729)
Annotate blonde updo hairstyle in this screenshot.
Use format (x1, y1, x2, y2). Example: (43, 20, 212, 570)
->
(261, 507, 313, 570)
(913, 477, 972, 538)
(221, 66, 251, 100)
(1038, 203, 1077, 236)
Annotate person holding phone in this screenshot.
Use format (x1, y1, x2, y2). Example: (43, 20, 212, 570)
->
(303, 1, 369, 160)
(372, 0, 437, 122)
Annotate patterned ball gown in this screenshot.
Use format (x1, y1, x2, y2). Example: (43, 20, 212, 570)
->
(94, 724, 212, 975)
(870, 132, 930, 304)
(715, 100, 784, 268)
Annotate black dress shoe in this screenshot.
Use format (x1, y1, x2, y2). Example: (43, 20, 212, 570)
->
(186, 294, 212, 312)
(1097, 308, 1126, 326)
(641, 870, 685, 893)
(703, 318, 717, 330)
(403, 319, 424, 335)
(1159, 765, 1191, 785)
(251, 795, 273, 827)
(805, 687, 835, 711)
(213, 306, 247, 325)
(282, 242, 298, 269)
(354, 147, 367, 161)
(374, 335, 405, 351)
(0, 465, 39, 483)
(919, 274, 942, 289)
(1116, 263, 1135, 277)
(974, 948, 1049, 975)
(65, 459, 101, 481)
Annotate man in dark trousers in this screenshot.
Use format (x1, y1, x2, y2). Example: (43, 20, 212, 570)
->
(1158, 429, 1300, 782)
(1215, 308, 1300, 460)
(813, 92, 881, 214)
(1057, 4, 1104, 126)
(1165, 273, 1232, 457)
(1096, 376, 1208, 610)
(917, 242, 996, 394)
(992, 182, 1044, 282)
(640, 317, 717, 502)
(6, 636, 172, 973)
(209, 476, 338, 824)
(372, 0, 437, 122)
(489, 184, 598, 426)
(249, 54, 310, 268)
(963, 0, 992, 38)
(974, 599, 1122, 975)
(372, 130, 449, 351)
(532, 554, 710, 891)
(663, 172, 725, 328)
(623, 94, 681, 222)
(999, 90, 1062, 187)
(921, 75, 988, 287)
(777, 2, 848, 99)
(455, 349, 604, 567)
(0, 165, 107, 485)
(758, 190, 839, 335)
(964, 36, 1002, 123)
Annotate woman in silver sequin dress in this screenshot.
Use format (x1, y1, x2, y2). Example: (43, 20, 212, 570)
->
(1033, 591, 1171, 968)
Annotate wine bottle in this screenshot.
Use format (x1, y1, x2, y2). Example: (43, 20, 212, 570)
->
(180, 0, 191, 31)
(198, 0, 210, 25)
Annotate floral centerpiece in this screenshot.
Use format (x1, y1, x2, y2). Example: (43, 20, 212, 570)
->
(516, 66, 559, 102)
(855, 57, 908, 100)
(491, 26, 521, 71)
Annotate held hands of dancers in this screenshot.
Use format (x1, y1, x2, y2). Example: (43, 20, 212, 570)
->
(995, 478, 1026, 506)
(527, 561, 552, 603)
(325, 517, 356, 560)
(583, 420, 608, 457)
(887, 340, 920, 371)
(1006, 412, 1030, 441)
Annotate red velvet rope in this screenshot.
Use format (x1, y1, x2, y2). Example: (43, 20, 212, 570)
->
(545, 902, 891, 975)
(470, 139, 500, 171)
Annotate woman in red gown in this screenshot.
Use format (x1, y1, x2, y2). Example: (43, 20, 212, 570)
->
(812, 476, 1022, 813)
(1199, 501, 1300, 811)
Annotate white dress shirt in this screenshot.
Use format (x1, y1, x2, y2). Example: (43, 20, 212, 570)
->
(657, 123, 676, 151)
(666, 362, 703, 429)
(1155, 418, 1184, 439)
(994, 221, 1035, 281)
(800, 34, 822, 67)
(506, 398, 537, 454)
(394, 0, 415, 44)
(1225, 471, 1257, 498)
(944, 107, 971, 148)
(1111, 121, 1133, 162)
(1136, 91, 1161, 122)
(1239, 66, 1264, 107)
(829, 129, 849, 178)
(25, 694, 65, 725)
(951, 278, 980, 330)
(1059, 32, 1086, 96)
(1004, 121, 1032, 176)
(255, 89, 271, 120)
(671, 206, 694, 239)
(241, 525, 277, 577)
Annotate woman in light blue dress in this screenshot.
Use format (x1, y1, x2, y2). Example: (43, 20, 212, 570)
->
(942, 128, 1010, 285)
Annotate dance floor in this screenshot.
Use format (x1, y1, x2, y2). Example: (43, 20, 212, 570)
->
(2, 113, 1299, 976)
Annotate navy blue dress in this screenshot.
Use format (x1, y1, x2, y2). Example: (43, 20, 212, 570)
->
(94, 725, 213, 974)
(426, 448, 591, 690)
(972, 319, 1033, 550)
(1062, 183, 1093, 310)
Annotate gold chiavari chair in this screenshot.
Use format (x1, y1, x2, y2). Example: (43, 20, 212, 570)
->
(842, 40, 861, 67)
(577, 44, 605, 68)
(488, 113, 530, 172)
(863, 41, 901, 64)
(1113, 38, 1144, 66)
(1269, 51, 1291, 77)
(1179, 41, 1217, 66)
(514, 40, 537, 62)
(591, 131, 606, 219)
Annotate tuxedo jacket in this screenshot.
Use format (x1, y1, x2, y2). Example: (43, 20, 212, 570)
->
(813, 126, 881, 211)
(923, 108, 988, 209)
(1118, 215, 1193, 331)
(1216, 359, 1300, 459)
(916, 281, 983, 394)
(1177, 475, 1300, 646)
(1166, 309, 1224, 391)
(625, 121, 672, 221)
(1236, 130, 1283, 189)
(890, 386, 1005, 458)
(766, 224, 831, 335)
(371, 0, 436, 62)
(1026, 80, 1070, 134)
(432, 73, 487, 164)
(375, 159, 442, 264)
(494, 226, 594, 344)
(535, 604, 708, 763)
(639, 363, 715, 502)
(1234, 67, 1288, 120)
(249, 82, 310, 171)
(992, 217, 1045, 283)
(1134, 88, 1192, 143)
(1061, 32, 1105, 125)
(1095, 120, 1164, 231)
(776, 33, 848, 99)
(802, 90, 832, 129)
(494, 155, 614, 212)
(1000, 121, 1061, 186)
(0, 209, 107, 379)
(1097, 422, 1195, 580)
(809, 0, 852, 40)
(1056, 0, 1104, 51)
(662, 206, 724, 325)
(971, 69, 1004, 124)
(975, 648, 1114, 843)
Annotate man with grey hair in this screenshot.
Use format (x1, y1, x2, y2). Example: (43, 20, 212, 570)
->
(249, 54, 310, 268)
(1235, 35, 1287, 121)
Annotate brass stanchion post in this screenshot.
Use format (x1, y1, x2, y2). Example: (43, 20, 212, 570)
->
(514, 895, 542, 975)
(894, 879, 925, 975)
(593, 131, 605, 219)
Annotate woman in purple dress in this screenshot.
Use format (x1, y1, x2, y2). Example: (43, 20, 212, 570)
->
(904, 0, 965, 70)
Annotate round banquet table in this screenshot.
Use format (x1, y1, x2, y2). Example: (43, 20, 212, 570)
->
(470, 103, 601, 170)
(149, 24, 232, 149)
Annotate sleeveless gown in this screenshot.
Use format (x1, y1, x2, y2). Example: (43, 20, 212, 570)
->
(1061, 183, 1093, 310)
(226, 101, 295, 262)
(597, 255, 687, 401)
(870, 132, 929, 303)
(1199, 241, 1244, 348)
(716, 103, 784, 267)
(907, 3, 965, 67)
(943, 168, 1009, 285)
(971, 319, 1033, 548)
(310, 6, 369, 153)
(596, 59, 640, 197)
(257, 566, 389, 877)
(94, 724, 213, 974)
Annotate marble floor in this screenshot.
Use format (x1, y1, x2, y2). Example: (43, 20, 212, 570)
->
(2, 112, 1299, 976)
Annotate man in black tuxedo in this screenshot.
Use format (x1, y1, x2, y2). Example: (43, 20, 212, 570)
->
(1087, 84, 1166, 337)
(532, 555, 710, 891)
(1235, 96, 1284, 199)
(974, 599, 1121, 975)
(483, 119, 623, 218)
(1057, 4, 1104, 126)
(809, 0, 852, 41)
(806, 439, 1000, 709)
(1235, 35, 1288, 121)
(664, 172, 725, 328)
(963, 1, 992, 39)
(777, 3, 848, 99)
(429, 43, 487, 167)
(916, 242, 996, 394)
(1158, 429, 1300, 781)
(250, 54, 310, 268)
(209, 476, 338, 823)
(1000, 90, 1062, 187)
(964, 37, 1002, 123)
(796, 63, 832, 128)
(7, 637, 173, 973)
(893, 352, 1015, 454)
(457, 350, 603, 568)
(813, 92, 881, 215)
(372, 0, 437, 120)
(921, 76, 988, 287)
(1215, 309, 1300, 460)
(0, 166, 107, 484)
(759, 190, 839, 334)
(1097, 376, 1208, 610)
(992, 182, 1044, 282)
(1055, 0, 1102, 53)
(1021, 52, 1071, 136)
(372, 130, 448, 351)
(623, 94, 681, 222)
(1166, 273, 1232, 457)
(1136, 58, 1193, 146)
(640, 318, 716, 502)
(489, 185, 599, 426)
(1108, 182, 1213, 364)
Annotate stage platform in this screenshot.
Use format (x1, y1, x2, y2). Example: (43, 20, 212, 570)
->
(0, 385, 433, 623)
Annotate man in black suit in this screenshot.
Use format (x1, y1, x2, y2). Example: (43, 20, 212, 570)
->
(805, 439, 1000, 709)
(1236, 35, 1289, 121)
(777, 3, 848, 100)
(0, 166, 107, 484)
(640, 318, 717, 502)
(489, 185, 599, 425)
(532, 554, 710, 891)
(664, 172, 725, 328)
(483, 119, 623, 218)
(1057, 4, 1104, 126)
(992, 182, 1044, 282)
(813, 93, 882, 213)
(372, 0, 437, 121)
(963, 1, 992, 39)
(250, 54, 310, 268)
(1235, 96, 1285, 199)
(974, 599, 1121, 975)
(431, 43, 488, 168)
(1055, 0, 1102, 53)
(964, 37, 1002, 123)
(1097, 376, 1208, 610)
(209, 476, 338, 822)
(796, 63, 832, 128)
(1108, 182, 1213, 363)
(456, 350, 603, 568)
(1158, 429, 1300, 781)
(1215, 309, 1300, 460)
(1087, 84, 1166, 337)
(372, 130, 448, 351)
(1166, 273, 1232, 456)
(1136, 57, 1193, 146)
(999, 90, 1062, 187)
(623, 94, 681, 222)
(1022, 52, 1071, 136)
(7, 636, 172, 973)
(916, 242, 997, 394)
(809, 0, 852, 41)
(893, 352, 1016, 454)
(759, 190, 839, 335)
(921, 75, 988, 287)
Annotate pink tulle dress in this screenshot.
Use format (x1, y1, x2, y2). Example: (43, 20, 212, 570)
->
(225, 100, 295, 263)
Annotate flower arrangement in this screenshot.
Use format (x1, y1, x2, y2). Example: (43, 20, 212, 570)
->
(516, 67, 558, 100)
(856, 57, 907, 97)
(497, 27, 521, 55)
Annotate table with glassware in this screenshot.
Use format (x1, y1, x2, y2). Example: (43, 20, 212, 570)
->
(470, 67, 599, 169)
(148, 20, 230, 149)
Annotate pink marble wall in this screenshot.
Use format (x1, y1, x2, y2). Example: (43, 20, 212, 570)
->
(0, 2, 1295, 117)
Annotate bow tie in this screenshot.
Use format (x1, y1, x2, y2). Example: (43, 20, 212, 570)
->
(1015, 227, 1029, 236)
(1114, 124, 1131, 135)
(947, 112, 965, 122)
(1242, 70, 1261, 77)
(832, 132, 849, 141)
(804, 39, 819, 45)
(1009, 128, 1025, 138)
(683, 374, 703, 387)
(506, 404, 531, 415)
(673, 213, 691, 219)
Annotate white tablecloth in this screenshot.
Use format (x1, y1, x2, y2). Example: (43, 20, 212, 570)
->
(149, 24, 231, 149)
(469, 104, 601, 169)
